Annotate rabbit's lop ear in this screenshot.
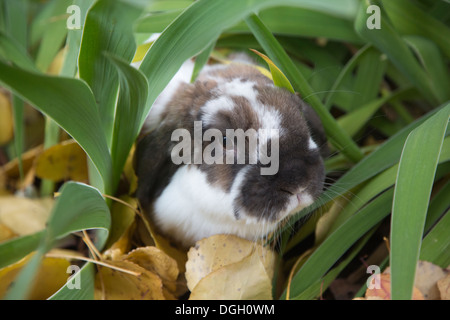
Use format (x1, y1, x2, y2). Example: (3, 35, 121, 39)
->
(300, 101, 329, 157)
(134, 129, 178, 211)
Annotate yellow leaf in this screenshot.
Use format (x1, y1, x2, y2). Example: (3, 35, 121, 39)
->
(94, 260, 166, 300)
(122, 246, 179, 294)
(382, 261, 447, 300)
(0, 223, 17, 242)
(142, 216, 188, 274)
(314, 196, 349, 245)
(123, 144, 138, 195)
(414, 260, 447, 300)
(186, 234, 276, 300)
(0, 90, 13, 146)
(35, 139, 88, 182)
(2, 145, 42, 180)
(0, 196, 53, 236)
(437, 273, 450, 300)
(0, 251, 72, 300)
(186, 234, 255, 290)
(365, 273, 425, 300)
(132, 41, 153, 63)
(249, 49, 295, 93)
(189, 246, 274, 300)
(47, 48, 66, 75)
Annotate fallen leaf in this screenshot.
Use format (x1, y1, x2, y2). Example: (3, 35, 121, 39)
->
(186, 234, 276, 300)
(437, 273, 450, 300)
(0, 251, 72, 300)
(35, 139, 88, 182)
(100, 196, 182, 298)
(189, 247, 274, 300)
(123, 246, 179, 293)
(185, 234, 255, 290)
(0, 196, 53, 236)
(0, 223, 17, 242)
(144, 216, 188, 275)
(94, 259, 166, 300)
(365, 273, 424, 300)
(1, 145, 43, 182)
(383, 261, 448, 300)
(414, 260, 447, 300)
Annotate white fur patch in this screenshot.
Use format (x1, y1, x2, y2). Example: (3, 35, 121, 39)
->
(309, 137, 318, 150)
(144, 59, 195, 130)
(221, 78, 259, 103)
(201, 95, 235, 126)
(153, 165, 278, 246)
(278, 191, 314, 222)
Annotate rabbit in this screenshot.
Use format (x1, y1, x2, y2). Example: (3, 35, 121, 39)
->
(134, 56, 327, 248)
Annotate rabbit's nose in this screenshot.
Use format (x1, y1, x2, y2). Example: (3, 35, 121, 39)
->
(296, 192, 313, 207)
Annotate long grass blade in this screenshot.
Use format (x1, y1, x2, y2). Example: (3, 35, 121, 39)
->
(0, 60, 112, 193)
(4, 182, 110, 300)
(390, 103, 450, 299)
(245, 13, 364, 163)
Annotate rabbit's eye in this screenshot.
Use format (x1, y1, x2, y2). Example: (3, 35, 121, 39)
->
(223, 136, 234, 150)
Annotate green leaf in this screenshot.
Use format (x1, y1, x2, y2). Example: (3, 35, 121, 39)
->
(381, 0, 450, 60)
(0, 231, 43, 269)
(250, 48, 295, 93)
(137, 0, 360, 129)
(390, 102, 450, 300)
(0, 32, 36, 71)
(0, 0, 30, 183)
(49, 262, 96, 300)
(228, 6, 361, 44)
(420, 211, 450, 269)
(33, 0, 71, 72)
(291, 231, 375, 300)
(284, 188, 394, 299)
(337, 87, 413, 137)
(323, 44, 372, 110)
(79, 0, 142, 148)
(4, 182, 110, 300)
(354, 1, 441, 105)
(0, 60, 112, 193)
(328, 136, 450, 238)
(403, 35, 450, 103)
(425, 180, 450, 231)
(347, 47, 387, 111)
(283, 102, 447, 231)
(60, 0, 95, 77)
(106, 53, 149, 191)
(245, 13, 364, 162)
(191, 40, 216, 83)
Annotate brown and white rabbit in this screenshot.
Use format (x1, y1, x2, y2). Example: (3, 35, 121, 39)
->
(135, 56, 327, 248)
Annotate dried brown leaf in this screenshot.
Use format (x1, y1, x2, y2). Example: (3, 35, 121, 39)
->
(94, 260, 166, 300)
(0, 196, 53, 236)
(437, 273, 450, 300)
(123, 246, 179, 293)
(189, 248, 274, 300)
(365, 273, 425, 300)
(0, 251, 72, 299)
(186, 234, 276, 300)
(414, 260, 447, 300)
